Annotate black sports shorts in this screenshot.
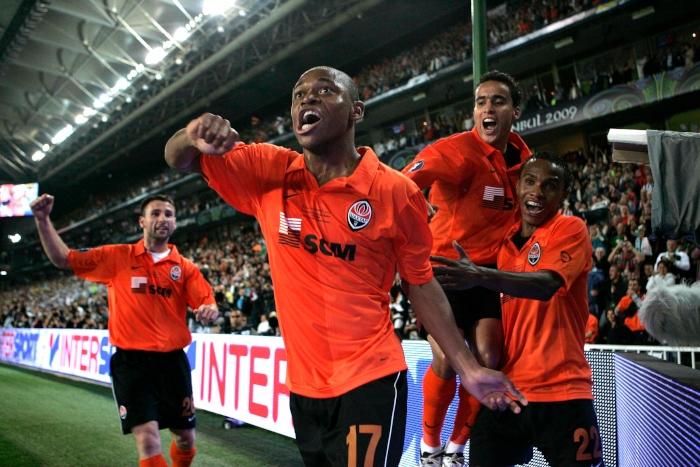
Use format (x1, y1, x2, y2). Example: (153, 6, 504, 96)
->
(110, 348, 196, 434)
(441, 263, 502, 332)
(290, 371, 407, 467)
(470, 399, 604, 466)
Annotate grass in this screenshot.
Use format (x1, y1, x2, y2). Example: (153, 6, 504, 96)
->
(0, 363, 303, 466)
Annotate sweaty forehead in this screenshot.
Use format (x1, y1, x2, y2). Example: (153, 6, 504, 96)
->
(521, 159, 562, 178)
(294, 67, 348, 90)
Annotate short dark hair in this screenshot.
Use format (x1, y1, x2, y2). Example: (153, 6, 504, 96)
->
(140, 194, 175, 215)
(477, 70, 521, 107)
(300, 66, 359, 101)
(522, 151, 572, 193)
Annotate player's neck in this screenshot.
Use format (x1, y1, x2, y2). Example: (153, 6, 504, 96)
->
(304, 140, 361, 186)
(144, 237, 170, 253)
(520, 222, 537, 239)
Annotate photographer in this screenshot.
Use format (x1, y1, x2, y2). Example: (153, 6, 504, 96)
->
(655, 239, 691, 279)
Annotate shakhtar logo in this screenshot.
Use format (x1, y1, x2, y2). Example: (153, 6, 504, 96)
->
(170, 265, 182, 281)
(528, 242, 541, 266)
(408, 160, 424, 173)
(347, 200, 372, 231)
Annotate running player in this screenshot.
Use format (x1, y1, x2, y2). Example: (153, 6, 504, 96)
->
(433, 153, 603, 466)
(403, 70, 531, 466)
(164, 66, 526, 466)
(31, 193, 218, 467)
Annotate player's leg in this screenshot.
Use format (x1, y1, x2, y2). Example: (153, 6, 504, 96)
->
(421, 334, 458, 464)
(110, 349, 165, 466)
(289, 392, 332, 466)
(160, 350, 198, 467)
(132, 422, 165, 465)
(445, 287, 503, 466)
(533, 400, 604, 467)
(169, 429, 196, 467)
(324, 371, 408, 467)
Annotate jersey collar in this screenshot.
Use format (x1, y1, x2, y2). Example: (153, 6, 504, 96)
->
(469, 127, 531, 162)
(506, 211, 563, 248)
(133, 238, 181, 262)
(286, 146, 379, 196)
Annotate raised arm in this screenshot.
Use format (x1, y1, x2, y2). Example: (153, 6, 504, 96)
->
(433, 241, 564, 301)
(164, 113, 240, 172)
(406, 277, 527, 413)
(30, 194, 70, 269)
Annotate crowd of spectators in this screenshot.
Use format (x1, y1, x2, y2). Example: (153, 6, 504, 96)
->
(560, 147, 699, 345)
(4, 142, 698, 346)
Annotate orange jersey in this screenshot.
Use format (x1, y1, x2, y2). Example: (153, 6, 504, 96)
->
(200, 143, 432, 398)
(497, 213, 593, 402)
(404, 128, 531, 264)
(67, 239, 214, 352)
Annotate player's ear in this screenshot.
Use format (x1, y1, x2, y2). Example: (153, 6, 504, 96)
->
(352, 100, 365, 124)
(513, 105, 521, 120)
(138, 216, 145, 229)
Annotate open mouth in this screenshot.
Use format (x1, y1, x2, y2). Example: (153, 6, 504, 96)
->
(298, 109, 321, 133)
(524, 199, 545, 216)
(482, 118, 497, 132)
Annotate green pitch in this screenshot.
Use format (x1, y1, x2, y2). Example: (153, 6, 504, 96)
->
(0, 363, 303, 466)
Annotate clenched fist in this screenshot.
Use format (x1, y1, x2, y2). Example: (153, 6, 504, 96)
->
(185, 113, 240, 155)
(30, 194, 55, 222)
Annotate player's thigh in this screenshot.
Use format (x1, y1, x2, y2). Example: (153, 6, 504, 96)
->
(328, 371, 408, 467)
(289, 393, 331, 467)
(533, 400, 604, 466)
(469, 317, 503, 369)
(469, 405, 533, 466)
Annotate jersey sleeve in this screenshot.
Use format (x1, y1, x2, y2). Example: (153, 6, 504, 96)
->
(183, 260, 216, 309)
(537, 217, 592, 293)
(200, 143, 287, 216)
(393, 186, 434, 285)
(402, 140, 464, 188)
(67, 244, 123, 284)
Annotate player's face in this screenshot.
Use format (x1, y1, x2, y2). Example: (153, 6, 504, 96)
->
(140, 200, 176, 242)
(473, 80, 520, 151)
(517, 159, 566, 230)
(291, 68, 361, 151)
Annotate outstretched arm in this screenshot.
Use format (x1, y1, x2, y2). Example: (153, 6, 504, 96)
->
(30, 194, 70, 269)
(433, 241, 563, 301)
(406, 277, 527, 413)
(165, 113, 240, 172)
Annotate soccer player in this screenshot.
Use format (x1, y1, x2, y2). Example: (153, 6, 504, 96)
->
(164, 66, 526, 466)
(432, 153, 603, 466)
(30, 193, 218, 467)
(403, 70, 531, 466)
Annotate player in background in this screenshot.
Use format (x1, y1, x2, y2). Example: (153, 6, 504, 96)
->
(433, 153, 603, 466)
(31, 193, 218, 467)
(165, 66, 526, 466)
(403, 70, 531, 466)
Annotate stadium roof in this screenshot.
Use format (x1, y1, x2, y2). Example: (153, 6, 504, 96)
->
(0, 0, 467, 188)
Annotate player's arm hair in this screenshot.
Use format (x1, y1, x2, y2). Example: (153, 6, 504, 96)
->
(34, 215, 70, 269)
(406, 278, 481, 373)
(164, 127, 201, 172)
(472, 268, 564, 301)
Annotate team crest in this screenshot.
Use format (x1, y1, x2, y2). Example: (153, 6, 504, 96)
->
(170, 265, 182, 281)
(347, 200, 372, 231)
(408, 160, 424, 173)
(527, 242, 541, 266)
(119, 405, 127, 420)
